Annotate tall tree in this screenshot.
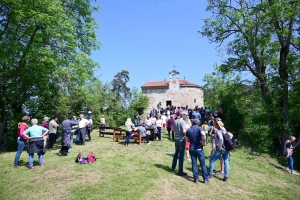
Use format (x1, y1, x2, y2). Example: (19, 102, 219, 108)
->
(0, 0, 100, 151)
(200, 0, 300, 146)
(111, 70, 131, 104)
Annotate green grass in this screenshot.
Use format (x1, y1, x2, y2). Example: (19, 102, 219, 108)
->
(1, 129, 299, 200)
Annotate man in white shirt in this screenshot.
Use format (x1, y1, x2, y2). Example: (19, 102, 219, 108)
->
(161, 113, 168, 130)
(79, 114, 90, 145)
(48, 116, 59, 149)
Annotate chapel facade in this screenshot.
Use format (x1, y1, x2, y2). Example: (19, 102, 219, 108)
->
(141, 70, 204, 111)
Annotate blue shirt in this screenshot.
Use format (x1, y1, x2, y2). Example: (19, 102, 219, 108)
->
(186, 125, 204, 150)
(24, 125, 48, 137)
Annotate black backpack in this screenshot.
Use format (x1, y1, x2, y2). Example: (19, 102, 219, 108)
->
(221, 132, 235, 151)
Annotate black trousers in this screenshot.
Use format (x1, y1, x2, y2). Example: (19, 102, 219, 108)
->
(48, 133, 56, 149)
(143, 135, 150, 143)
(79, 128, 86, 145)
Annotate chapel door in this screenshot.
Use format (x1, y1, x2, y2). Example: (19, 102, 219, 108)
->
(166, 101, 172, 107)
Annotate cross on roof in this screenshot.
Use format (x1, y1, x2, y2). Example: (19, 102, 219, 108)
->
(172, 65, 176, 70)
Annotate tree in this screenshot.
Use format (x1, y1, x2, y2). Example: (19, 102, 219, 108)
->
(0, 0, 100, 151)
(111, 70, 131, 104)
(200, 0, 300, 146)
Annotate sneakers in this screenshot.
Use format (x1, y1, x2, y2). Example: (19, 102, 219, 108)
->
(223, 177, 228, 182)
(204, 180, 209, 184)
(215, 171, 225, 176)
(177, 172, 187, 176)
(194, 179, 199, 184)
(28, 165, 34, 169)
(285, 167, 291, 172)
(14, 164, 20, 168)
(208, 174, 213, 179)
(147, 142, 151, 145)
(40, 163, 45, 167)
(292, 171, 299, 176)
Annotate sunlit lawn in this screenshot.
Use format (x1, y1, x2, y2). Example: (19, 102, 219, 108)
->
(0, 129, 299, 200)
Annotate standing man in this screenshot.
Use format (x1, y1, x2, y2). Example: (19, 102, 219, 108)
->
(171, 110, 188, 176)
(161, 113, 168, 130)
(78, 114, 90, 145)
(186, 119, 209, 184)
(134, 111, 139, 126)
(48, 116, 59, 150)
(59, 115, 79, 156)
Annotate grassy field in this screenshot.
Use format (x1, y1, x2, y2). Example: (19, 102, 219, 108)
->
(0, 129, 299, 200)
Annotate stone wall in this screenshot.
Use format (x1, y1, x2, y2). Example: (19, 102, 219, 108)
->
(142, 86, 204, 114)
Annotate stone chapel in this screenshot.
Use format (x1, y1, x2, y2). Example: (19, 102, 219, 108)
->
(141, 70, 204, 111)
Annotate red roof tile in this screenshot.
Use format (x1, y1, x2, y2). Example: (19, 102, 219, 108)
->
(141, 80, 199, 88)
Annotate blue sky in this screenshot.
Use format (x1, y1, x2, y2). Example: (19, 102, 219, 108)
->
(91, 0, 223, 89)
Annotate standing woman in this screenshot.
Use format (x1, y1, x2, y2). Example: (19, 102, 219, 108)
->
(41, 117, 49, 148)
(23, 118, 49, 169)
(13, 116, 30, 168)
(284, 136, 299, 176)
(167, 116, 175, 139)
(156, 116, 163, 141)
(125, 118, 134, 146)
(100, 115, 106, 132)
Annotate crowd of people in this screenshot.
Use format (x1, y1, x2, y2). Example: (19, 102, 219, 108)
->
(13, 111, 94, 169)
(13, 104, 299, 180)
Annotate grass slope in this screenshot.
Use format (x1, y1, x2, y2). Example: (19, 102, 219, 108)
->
(0, 129, 299, 200)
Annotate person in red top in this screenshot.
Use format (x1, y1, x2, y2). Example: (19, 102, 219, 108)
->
(13, 116, 30, 168)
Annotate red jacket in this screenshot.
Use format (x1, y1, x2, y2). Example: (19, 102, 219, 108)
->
(18, 123, 29, 140)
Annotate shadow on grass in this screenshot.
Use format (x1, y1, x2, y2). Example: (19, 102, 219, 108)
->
(154, 163, 195, 182)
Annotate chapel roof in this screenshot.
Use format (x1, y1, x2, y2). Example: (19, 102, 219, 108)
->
(141, 79, 200, 88)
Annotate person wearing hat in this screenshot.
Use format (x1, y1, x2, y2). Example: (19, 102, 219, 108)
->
(171, 110, 188, 176)
(13, 116, 30, 168)
(41, 117, 49, 148)
(85, 111, 92, 119)
(284, 136, 299, 176)
(208, 120, 233, 182)
(59, 115, 79, 156)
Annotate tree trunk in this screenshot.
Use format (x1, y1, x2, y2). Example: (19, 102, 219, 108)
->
(0, 102, 8, 152)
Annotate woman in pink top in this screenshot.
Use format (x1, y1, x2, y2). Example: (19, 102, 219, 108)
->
(13, 116, 30, 168)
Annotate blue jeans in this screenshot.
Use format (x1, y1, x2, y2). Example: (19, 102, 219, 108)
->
(287, 155, 294, 170)
(190, 149, 208, 181)
(126, 131, 132, 145)
(75, 130, 80, 144)
(135, 119, 139, 126)
(29, 153, 43, 166)
(157, 127, 162, 140)
(172, 139, 186, 173)
(209, 149, 230, 177)
(14, 137, 26, 165)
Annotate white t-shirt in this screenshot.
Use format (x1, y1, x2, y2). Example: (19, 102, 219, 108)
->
(156, 119, 162, 127)
(79, 118, 89, 128)
(151, 117, 156, 125)
(145, 119, 152, 126)
(161, 115, 167, 124)
(49, 119, 58, 134)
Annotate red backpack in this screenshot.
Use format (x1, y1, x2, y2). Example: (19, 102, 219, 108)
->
(87, 152, 96, 164)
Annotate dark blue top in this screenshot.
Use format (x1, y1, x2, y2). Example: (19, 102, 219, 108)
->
(186, 125, 204, 150)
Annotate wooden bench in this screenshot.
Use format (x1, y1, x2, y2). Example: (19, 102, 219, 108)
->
(113, 128, 144, 145)
(99, 126, 116, 137)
